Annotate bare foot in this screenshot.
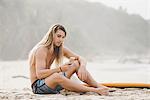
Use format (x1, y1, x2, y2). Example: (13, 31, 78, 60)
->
(98, 85, 116, 92)
(95, 87, 109, 96)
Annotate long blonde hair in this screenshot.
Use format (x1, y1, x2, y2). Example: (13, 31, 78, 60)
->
(29, 24, 67, 67)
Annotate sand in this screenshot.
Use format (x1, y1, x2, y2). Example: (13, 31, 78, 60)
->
(0, 60, 150, 100)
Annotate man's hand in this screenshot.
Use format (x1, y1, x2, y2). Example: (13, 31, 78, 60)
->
(60, 64, 70, 72)
(61, 58, 79, 72)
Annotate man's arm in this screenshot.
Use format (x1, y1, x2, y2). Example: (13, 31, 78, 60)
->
(63, 47, 87, 68)
(35, 47, 61, 79)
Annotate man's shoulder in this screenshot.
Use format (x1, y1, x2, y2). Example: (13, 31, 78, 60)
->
(35, 46, 48, 56)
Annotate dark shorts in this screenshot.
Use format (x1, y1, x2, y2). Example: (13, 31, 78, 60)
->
(31, 72, 66, 94)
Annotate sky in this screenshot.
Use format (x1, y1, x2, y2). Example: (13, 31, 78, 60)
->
(86, 0, 150, 20)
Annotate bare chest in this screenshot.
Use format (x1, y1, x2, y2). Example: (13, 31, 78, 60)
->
(46, 53, 55, 68)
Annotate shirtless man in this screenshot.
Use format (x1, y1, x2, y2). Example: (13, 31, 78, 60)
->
(28, 24, 109, 95)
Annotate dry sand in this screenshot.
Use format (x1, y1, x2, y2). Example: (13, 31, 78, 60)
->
(0, 60, 150, 100)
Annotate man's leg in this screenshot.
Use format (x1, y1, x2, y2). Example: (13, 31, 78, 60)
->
(64, 60, 109, 92)
(44, 60, 80, 90)
(45, 73, 108, 95)
(66, 60, 107, 88)
(72, 63, 109, 92)
(80, 70, 108, 88)
(65, 60, 80, 79)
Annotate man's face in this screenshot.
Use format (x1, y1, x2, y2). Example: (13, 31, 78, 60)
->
(53, 29, 66, 47)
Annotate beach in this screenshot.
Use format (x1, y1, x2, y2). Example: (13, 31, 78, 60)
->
(0, 60, 150, 100)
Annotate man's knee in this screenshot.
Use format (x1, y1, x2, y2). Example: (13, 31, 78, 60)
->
(72, 60, 80, 69)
